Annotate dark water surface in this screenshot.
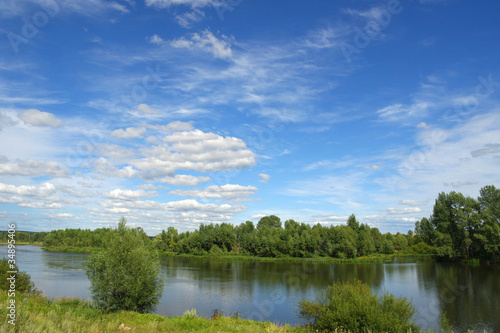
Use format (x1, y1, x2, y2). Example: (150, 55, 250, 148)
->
(3, 245, 499, 332)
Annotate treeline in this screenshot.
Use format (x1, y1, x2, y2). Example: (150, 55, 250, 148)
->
(6, 185, 499, 261)
(170, 215, 415, 258)
(0, 231, 46, 243)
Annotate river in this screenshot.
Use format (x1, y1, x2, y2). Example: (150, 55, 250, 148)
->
(2, 245, 498, 332)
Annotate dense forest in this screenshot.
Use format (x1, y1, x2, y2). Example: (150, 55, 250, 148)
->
(3, 185, 499, 261)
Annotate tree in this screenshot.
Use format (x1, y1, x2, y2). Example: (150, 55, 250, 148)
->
(298, 279, 419, 333)
(257, 215, 282, 229)
(347, 214, 360, 233)
(85, 217, 164, 313)
(0, 258, 36, 294)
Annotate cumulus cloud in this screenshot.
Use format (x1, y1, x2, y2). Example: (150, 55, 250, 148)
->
(18, 109, 62, 128)
(19, 202, 63, 209)
(157, 174, 211, 186)
(400, 200, 427, 207)
(132, 129, 256, 177)
(170, 184, 257, 201)
(103, 188, 158, 200)
(0, 182, 56, 197)
(94, 157, 139, 178)
(100, 198, 245, 214)
(0, 159, 69, 178)
(47, 213, 74, 218)
(386, 207, 422, 214)
(110, 127, 146, 139)
(146, 121, 194, 132)
(171, 29, 233, 60)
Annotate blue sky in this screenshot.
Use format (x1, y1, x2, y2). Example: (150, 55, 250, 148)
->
(1, 0, 499, 235)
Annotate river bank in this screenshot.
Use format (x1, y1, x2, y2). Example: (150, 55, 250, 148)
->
(40, 244, 436, 263)
(0, 292, 302, 333)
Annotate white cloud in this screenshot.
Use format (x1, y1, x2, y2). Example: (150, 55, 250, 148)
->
(170, 184, 257, 201)
(110, 127, 146, 139)
(145, 0, 219, 9)
(47, 213, 74, 219)
(147, 34, 166, 45)
(19, 202, 63, 209)
(94, 143, 136, 160)
(364, 164, 381, 170)
(145, 121, 194, 132)
(132, 129, 256, 177)
(0, 159, 69, 178)
(94, 157, 139, 178)
(171, 29, 233, 60)
(376, 110, 500, 206)
(259, 173, 271, 183)
(400, 200, 427, 207)
(443, 180, 478, 188)
(19, 109, 62, 128)
(377, 102, 432, 122)
(175, 10, 204, 28)
(157, 174, 211, 186)
(104, 188, 157, 200)
(108, 1, 129, 13)
(100, 198, 245, 213)
(386, 207, 422, 215)
(0, 182, 56, 197)
(136, 104, 160, 115)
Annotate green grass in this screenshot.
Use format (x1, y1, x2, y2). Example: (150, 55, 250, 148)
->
(0, 292, 303, 333)
(1, 292, 484, 333)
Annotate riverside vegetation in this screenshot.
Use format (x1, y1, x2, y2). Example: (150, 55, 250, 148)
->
(1, 186, 498, 332)
(4, 185, 499, 262)
(2, 222, 425, 332)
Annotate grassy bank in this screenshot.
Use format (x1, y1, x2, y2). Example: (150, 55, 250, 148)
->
(1, 292, 303, 333)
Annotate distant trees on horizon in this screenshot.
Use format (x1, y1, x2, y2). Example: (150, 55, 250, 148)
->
(6, 185, 499, 261)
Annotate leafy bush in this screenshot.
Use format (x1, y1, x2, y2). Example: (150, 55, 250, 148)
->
(85, 218, 164, 313)
(0, 258, 36, 294)
(298, 279, 419, 333)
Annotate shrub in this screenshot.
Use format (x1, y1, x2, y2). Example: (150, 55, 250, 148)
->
(0, 258, 36, 294)
(298, 279, 419, 333)
(85, 218, 164, 313)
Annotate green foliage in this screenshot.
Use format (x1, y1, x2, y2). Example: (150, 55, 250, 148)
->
(298, 279, 420, 333)
(183, 308, 197, 319)
(415, 185, 500, 260)
(0, 292, 300, 333)
(0, 258, 36, 294)
(257, 215, 282, 229)
(85, 217, 164, 313)
(34, 186, 500, 262)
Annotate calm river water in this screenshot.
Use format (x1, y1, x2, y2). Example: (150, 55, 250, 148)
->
(2, 245, 499, 332)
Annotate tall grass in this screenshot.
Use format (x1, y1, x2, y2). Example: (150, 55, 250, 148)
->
(0, 292, 299, 333)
